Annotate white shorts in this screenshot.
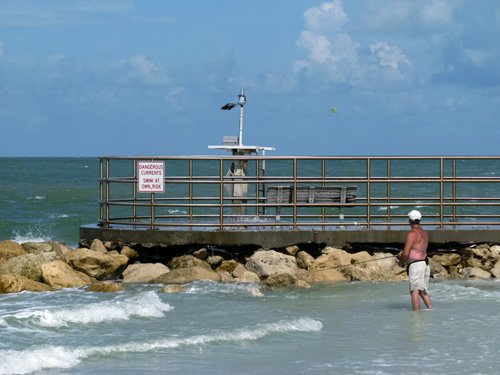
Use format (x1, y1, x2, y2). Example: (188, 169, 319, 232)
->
(408, 261, 430, 292)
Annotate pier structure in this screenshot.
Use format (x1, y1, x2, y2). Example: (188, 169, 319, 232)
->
(80, 155, 500, 249)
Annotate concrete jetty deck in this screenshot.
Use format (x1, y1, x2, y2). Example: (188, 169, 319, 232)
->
(80, 224, 500, 250)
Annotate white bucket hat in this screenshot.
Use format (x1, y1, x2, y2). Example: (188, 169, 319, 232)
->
(408, 210, 422, 221)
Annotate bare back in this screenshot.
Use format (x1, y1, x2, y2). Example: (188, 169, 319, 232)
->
(402, 225, 428, 262)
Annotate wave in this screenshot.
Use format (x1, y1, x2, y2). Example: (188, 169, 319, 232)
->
(0, 317, 322, 374)
(186, 280, 264, 297)
(48, 214, 71, 219)
(0, 291, 172, 328)
(432, 282, 500, 302)
(12, 230, 53, 244)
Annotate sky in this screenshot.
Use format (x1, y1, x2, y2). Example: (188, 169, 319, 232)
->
(1, 0, 500, 157)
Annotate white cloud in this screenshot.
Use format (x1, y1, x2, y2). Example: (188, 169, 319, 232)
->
(370, 41, 412, 78)
(303, 0, 348, 33)
(419, 0, 455, 28)
(120, 55, 170, 86)
(296, 0, 414, 84)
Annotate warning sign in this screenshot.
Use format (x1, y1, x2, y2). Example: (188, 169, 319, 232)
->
(137, 161, 165, 193)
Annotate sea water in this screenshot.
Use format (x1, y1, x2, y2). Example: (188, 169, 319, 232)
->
(1, 158, 500, 374)
(1, 281, 500, 374)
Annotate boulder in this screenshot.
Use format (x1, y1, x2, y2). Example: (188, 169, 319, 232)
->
(465, 247, 498, 271)
(296, 251, 315, 270)
(299, 268, 349, 282)
(245, 250, 298, 279)
(431, 253, 462, 267)
(217, 271, 235, 283)
(62, 249, 129, 280)
(284, 245, 300, 256)
(0, 253, 56, 282)
(0, 240, 26, 261)
(207, 255, 223, 269)
(192, 248, 208, 260)
(232, 264, 260, 283)
(463, 267, 492, 280)
(21, 242, 53, 254)
(51, 242, 72, 257)
(122, 263, 170, 283)
(120, 246, 139, 260)
(41, 260, 93, 289)
(168, 255, 212, 271)
(490, 245, 500, 257)
(490, 266, 500, 279)
(88, 281, 123, 292)
(216, 260, 239, 273)
(312, 247, 352, 272)
(160, 284, 187, 293)
(429, 258, 449, 279)
(0, 274, 54, 293)
(90, 239, 108, 254)
(154, 266, 221, 284)
(261, 273, 306, 290)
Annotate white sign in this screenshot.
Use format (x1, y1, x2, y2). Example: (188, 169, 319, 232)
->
(137, 161, 165, 193)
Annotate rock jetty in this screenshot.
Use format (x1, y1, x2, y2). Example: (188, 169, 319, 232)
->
(0, 239, 499, 294)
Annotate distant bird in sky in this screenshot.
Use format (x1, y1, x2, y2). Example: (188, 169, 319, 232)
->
(330, 107, 338, 113)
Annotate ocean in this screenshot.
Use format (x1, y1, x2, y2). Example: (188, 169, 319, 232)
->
(1, 158, 500, 375)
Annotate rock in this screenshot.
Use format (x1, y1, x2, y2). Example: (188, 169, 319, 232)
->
(0, 274, 54, 293)
(296, 251, 315, 270)
(122, 263, 170, 283)
(41, 260, 93, 289)
(299, 268, 349, 282)
(217, 271, 234, 283)
(429, 258, 449, 279)
(312, 247, 352, 272)
(261, 273, 299, 290)
(431, 253, 462, 267)
(62, 249, 129, 280)
(88, 281, 123, 292)
(235, 271, 260, 283)
(90, 239, 108, 254)
(490, 245, 500, 257)
(232, 264, 260, 283)
(463, 267, 492, 280)
(168, 255, 212, 271)
(0, 240, 26, 261)
(207, 255, 223, 268)
(490, 266, 500, 279)
(245, 250, 298, 279)
(465, 247, 498, 271)
(192, 248, 208, 260)
(154, 266, 221, 284)
(160, 284, 187, 293)
(21, 242, 53, 254)
(231, 264, 248, 278)
(51, 242, 72, 256)
(216, 260, 239, 273)
(0, 253, 53, 282)
(284, 245, 300, 256)
(120, 246, 139, 260)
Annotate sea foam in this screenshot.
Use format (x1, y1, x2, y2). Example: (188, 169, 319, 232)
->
(0, 291, 172, 328)
(0, 317, 322, 375)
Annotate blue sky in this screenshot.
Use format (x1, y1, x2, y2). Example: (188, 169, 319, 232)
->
(1, 0, 500, 157)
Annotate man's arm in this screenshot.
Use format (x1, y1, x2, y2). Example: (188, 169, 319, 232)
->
(398, 231, 415, 262)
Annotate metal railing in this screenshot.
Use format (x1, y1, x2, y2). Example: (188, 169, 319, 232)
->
(98, 156, 500, 230)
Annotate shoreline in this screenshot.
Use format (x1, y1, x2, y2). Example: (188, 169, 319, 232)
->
(1, 239, 499, 294)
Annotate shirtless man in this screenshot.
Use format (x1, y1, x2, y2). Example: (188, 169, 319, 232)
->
(397, 210, 432, 311)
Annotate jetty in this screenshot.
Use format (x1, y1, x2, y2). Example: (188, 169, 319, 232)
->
(80, 91, 500, 251)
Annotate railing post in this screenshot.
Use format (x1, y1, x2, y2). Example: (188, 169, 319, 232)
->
(440, 157, 444, 228)
(366, 158, 371, 228)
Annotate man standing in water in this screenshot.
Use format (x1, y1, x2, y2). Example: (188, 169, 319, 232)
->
(397, 210, 432, 311)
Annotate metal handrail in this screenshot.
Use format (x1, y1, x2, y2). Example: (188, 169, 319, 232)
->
(97, 155, 500, 230)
